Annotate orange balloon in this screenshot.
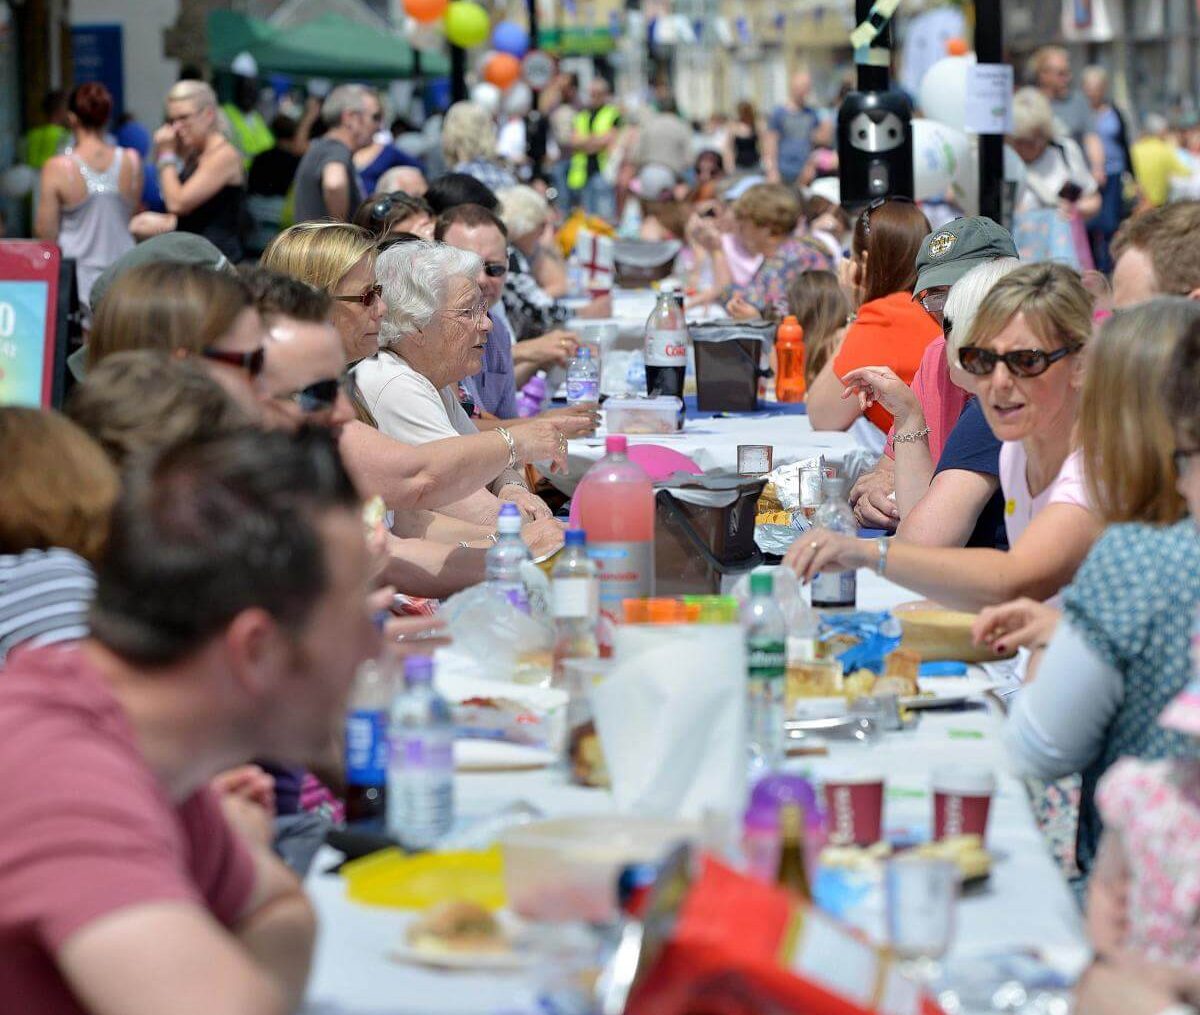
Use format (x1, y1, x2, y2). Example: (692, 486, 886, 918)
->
(946, 37, 969, 57)
(483, 52, 522, 90)
(405, 0, 447, 25)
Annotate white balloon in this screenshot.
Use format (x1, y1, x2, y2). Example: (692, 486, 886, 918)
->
(406, 16, 445, 54)
(917, 54, 976, 131)
(911, 117, 971, 202)
(1, 164, 36, 198)
(470, 82, 501, 116)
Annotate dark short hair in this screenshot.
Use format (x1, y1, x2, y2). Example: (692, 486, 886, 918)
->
(1165, 316, 1200, 450)
(425, 172, 499, 214)
(239, 265, 332, 324)
(90, 427, 360, 665)
(269, 113, 299, 141)
(433, 203, 509, 242)
(69, 82, 113, 130)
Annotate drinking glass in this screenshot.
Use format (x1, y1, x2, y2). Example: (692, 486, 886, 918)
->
(886, 855, 958, 985)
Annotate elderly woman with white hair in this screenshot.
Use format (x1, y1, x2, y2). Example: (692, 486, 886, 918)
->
(840, 256, 1023, 550)
(498, 184, 568, 297)
(353, 240, 555, 523)
(130, 80, 246, 260)
(442, 101, 518, 194)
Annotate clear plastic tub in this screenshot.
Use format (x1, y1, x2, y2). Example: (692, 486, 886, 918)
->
(603, 395, 683, 435)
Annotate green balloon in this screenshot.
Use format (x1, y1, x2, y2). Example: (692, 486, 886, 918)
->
(444, 1, 490, 48)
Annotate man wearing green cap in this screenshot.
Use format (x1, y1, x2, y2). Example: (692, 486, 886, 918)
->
(849, 216, 1018, 538)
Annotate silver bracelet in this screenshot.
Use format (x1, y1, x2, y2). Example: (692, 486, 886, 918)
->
(875, 536, 890, 576)
(488, 532, 499, 545)
(495, 426, 518, 470)
(457, 540, 472, 549)
(156, 154, 183, 174)
(893, 426, 931, 444)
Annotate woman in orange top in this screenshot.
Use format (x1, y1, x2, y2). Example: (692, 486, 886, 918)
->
(806, 197, 940, 433)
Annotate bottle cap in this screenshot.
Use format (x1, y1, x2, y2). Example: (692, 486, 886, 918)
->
(606, 435, 628, 454)
(750, 571, 774, 596)
(404, 655, 434, 685)
(564, 529, 587, 547)
(576, 347, 592, 359)
(497, 502, 523, 534)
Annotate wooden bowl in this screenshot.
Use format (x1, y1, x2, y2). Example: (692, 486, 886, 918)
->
(893, 600, 1015, 663)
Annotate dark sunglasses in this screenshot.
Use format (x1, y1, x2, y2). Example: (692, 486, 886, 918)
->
(333, 283, 383, 307)
(282, 376, 348, 414)
(483, 262, 507, 278)
(958, 344, 1079, 378)
(1173, 448, 1200, 475)
(859, 195, 915, 239)
(369, 192, 416, 222)
(916, 288, 949, 316)
(200, 346, 264, 377)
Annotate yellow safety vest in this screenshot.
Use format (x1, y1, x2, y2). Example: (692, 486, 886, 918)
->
(568, 104, 620, 191)
(223, 105, 275, 168)
(23, 124, 69, 169)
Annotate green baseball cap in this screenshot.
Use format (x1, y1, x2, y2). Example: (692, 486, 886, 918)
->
(913, 216, 1018, 294)
(88, 233, 233, 315)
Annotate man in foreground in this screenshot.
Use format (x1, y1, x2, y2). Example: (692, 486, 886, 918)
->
(0, 427, 379, 1014)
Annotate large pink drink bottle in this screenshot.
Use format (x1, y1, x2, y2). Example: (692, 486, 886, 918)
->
(572, 435, 655, 626)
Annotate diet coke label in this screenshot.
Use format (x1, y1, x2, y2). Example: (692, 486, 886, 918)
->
(645, 328, 687, 367)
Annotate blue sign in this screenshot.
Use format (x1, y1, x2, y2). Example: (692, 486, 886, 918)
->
(71, 24, 124, 122)
(0, 280, 51, 408)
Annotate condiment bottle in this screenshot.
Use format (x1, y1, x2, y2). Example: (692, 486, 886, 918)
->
(776, 803, 813, 902)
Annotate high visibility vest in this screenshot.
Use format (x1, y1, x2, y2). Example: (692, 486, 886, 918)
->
(568, 104, 620, 191)
(222, 105, 275, 168)
(23, 124, 69, 169)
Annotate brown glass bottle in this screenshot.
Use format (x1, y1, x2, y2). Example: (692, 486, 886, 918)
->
(776, 803, 813, 902)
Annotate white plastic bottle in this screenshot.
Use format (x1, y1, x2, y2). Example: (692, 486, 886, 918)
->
(386, 655, 455, 850)
(742, 570, 788, 777)
(551, 528, 599, 686)
(486, 503, 531, 612)
(566, 347, 600, 405)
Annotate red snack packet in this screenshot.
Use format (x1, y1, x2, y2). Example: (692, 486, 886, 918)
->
(625, 856, 944, 1015)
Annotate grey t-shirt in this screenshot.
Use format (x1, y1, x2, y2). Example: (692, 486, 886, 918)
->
(292, 137, 362, 223)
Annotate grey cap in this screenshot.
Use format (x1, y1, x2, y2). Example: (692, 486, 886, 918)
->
(914, 216, 1019, 294)
(88, 233, 233, 315)
(630, 163, 678, 202)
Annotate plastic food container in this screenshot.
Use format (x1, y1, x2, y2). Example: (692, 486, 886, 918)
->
(604, 396, 683, 434)
(499, 815, 698, 922)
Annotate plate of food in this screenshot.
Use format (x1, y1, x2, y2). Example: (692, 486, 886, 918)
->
(391, 901, 533, 972)
(820, 834, 993, 886)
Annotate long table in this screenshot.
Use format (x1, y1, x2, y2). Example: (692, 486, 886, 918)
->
(301, 572, 1085, 1015)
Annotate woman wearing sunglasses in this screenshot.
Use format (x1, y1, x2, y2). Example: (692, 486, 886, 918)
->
(786, 262, 1104, 613)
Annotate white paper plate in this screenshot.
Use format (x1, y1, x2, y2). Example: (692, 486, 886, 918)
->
(388, 942, 533, 972)
(454, 740, 557, 772)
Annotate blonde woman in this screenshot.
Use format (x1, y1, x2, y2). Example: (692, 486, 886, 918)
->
(787, 262, 1104, 611)
(130, 81, 246, 261)
(261, 223, 566, 522)
(497, 184, 567, 297)
(441, 101, 516, 193)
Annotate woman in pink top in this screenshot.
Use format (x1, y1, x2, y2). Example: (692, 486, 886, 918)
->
(787, 262, 1104, 612)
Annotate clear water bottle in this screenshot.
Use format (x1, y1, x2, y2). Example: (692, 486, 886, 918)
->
(811, 477, 858, 609)
(387, 655, 455, 850)
(742, 570, 787, 777)
(565, 347, 600, 405)
(486, 503, 531, 612)
(552, 529, 599, 686)
(344, 656, 396, 823)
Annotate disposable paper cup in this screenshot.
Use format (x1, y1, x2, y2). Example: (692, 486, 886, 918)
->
(822, 770, 884, 846)
(931, 766, 995, 841)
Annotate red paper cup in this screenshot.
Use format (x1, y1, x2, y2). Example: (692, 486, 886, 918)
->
(822, 771, 884, 846)
(932, 766, 995, 841)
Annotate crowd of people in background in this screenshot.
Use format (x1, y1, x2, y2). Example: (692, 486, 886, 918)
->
(5, 38, 1200, 1015)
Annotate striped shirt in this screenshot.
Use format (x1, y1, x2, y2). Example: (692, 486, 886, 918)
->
(0, 549, 95, 666)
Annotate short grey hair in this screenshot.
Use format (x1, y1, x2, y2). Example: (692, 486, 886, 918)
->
(1010, 87, 1056, 142)
(376, 241, 481, 347)
(943, 257, 1022, 365)
(322, 84, 377, 129)
(497, 185, 550, 239)
(442, 101, 498, 166)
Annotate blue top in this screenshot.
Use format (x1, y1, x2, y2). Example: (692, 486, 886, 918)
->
(1092, 106, 1126, 176)
(934, 399, 1007, 550)
(1064, 519, 1200, 872)
(358, 144, 424, 199)
(461, 309, 519, 420)
(767, 105, 820, 182)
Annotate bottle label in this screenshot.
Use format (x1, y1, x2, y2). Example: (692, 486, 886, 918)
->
(399, 735, 454, 773)
(747, 638, 787, 682)
(566, 377, 599, 403)
(345, 708, 388, 786)
(553, 576, 595, 618)
(644, 328, 688, 367)
(493, 580, 530, 614)
(811, 570, 857, 606)
(587, 541, 654, 609)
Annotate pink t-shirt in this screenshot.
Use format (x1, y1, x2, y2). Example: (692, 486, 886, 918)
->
(0, 646, 256, 1015)
(998, 442, 1091, 548)
(883, 336, 970, 463)
(719, 232, 763, 287)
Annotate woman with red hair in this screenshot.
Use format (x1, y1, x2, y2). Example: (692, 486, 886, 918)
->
(35, 82, 142, 311)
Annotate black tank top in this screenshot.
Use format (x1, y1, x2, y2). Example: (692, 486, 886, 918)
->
(733, 129, 760, 170)
(177, 164, 246, 263)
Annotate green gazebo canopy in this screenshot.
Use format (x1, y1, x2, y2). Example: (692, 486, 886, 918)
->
(208, 10, 450, 81)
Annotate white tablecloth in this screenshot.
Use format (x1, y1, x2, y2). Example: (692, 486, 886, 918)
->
(302, 572, 1084, 1015)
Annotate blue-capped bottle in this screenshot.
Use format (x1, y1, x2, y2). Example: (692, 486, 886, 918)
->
(387, 655, 455, 850)
(343, 656, 395, 823)
(486, 503, 531, 612)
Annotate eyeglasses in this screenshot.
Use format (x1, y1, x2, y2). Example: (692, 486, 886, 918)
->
(483, 262, 507, 278)
(280, 375, 349, 414)
(859, 195, 915, 240)
(200, 346, 264, 377)
(443, 299, 491, 325)
(958, 344, 1080, 378)
(333, 283, 383, 308)
(1173, 448, 1200, 476)
(916, 288, 949, 317)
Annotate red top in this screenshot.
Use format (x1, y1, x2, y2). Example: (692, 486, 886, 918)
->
(883, 335, 970, 462)
(0, 647, 255, 1015)
(832, 290, 943, 433)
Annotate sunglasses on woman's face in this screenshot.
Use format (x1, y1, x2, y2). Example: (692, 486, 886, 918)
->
(201, 346, 265, 378)
(958, 344, 1079, 378)
(281, 376, 349, 414)
(482, 262, 507, 278)
(333, 283, 383, 308)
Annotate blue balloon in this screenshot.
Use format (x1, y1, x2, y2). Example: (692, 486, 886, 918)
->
(491, 21, 529, 58)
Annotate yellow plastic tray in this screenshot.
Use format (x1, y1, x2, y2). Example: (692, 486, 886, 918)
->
(343, 845, 507, 910)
